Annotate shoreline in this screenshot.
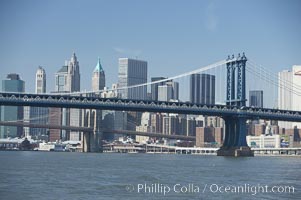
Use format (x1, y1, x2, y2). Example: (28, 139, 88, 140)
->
(1, 149, 301, 157)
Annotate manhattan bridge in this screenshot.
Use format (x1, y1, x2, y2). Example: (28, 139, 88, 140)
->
(0, 53, 301, 156)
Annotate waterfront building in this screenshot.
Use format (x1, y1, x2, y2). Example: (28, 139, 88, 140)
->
(150, 113, 164, 133)
(135, 125, 155, 144)
(195, 127, 223, 147)
(102, 111, 115, 140)
(205, 116, 224, 128)
(254, 124, 266, 136)
(190, 73, 215, 104)
(0, 74, 25, 138)
(23, 106, 30, 138)
(247, 134, 293, 148)
(186, 117, 196, 136)
(163, 115, 179, 135)
(48, 108, 62, 142)
(285, 127, 301, 146)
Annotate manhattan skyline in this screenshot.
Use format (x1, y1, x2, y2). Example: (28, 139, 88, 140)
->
(0, 0, 300, 94)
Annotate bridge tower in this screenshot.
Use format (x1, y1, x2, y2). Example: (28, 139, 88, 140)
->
(217, 53, 254, 157)
(82, 109, 103, 153)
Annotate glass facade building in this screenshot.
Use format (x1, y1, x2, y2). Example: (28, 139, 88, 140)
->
(0, 74, 25, 138)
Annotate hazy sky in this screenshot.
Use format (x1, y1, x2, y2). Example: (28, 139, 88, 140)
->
(0, 0, 300, 94)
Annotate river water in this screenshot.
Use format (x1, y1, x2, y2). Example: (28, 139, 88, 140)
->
(0, 151, 300, 200)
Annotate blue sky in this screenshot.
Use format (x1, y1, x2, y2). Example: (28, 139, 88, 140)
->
(0, 0, 300, 95)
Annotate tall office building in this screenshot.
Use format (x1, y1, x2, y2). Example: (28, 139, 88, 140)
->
(23, 106, 30, 137)
(163, 114, 179, 135)
(0, 74, 25, 138)
(292, 66, 301, 115)
(156, 80, 179, 102)
(166, 80, 179, 100)
(67, 52, 80, 92)
(30, 67, 48, 137)
(36, 66, 46, 93)
(117, 58, 147, 135)
(249, 90, 263, 108)
(150, 113, 164, 133)
(278, 65, 301, 129)
(151, 77, 166, 101)
(278, 70, 292, 111)
(50, 53, 81, 141)
(55, 52, 80, 92)
(118, 58, 147, 100)
(158, 85, 173, 101)
(190, 73, 215, 105)
(92, 57, 105, 92)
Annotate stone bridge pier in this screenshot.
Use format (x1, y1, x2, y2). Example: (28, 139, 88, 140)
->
(82, 109, 103, 153)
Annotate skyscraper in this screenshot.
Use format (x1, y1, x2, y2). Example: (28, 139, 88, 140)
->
(36, 66, 46, 93)
(0, 74, 25, 138)
(92, 57, 105, 92)
(278, 69, 293, 130)
(30, 67, 48, 137)
(278, 65, 301, 129)
(278, 70, 292, 111)
(292, 66, 301, 116)
(166, 80, 179, 100)
(50, 53, 81, 141)
(68, 52, 80, 92)
(151, 77, 166, 101)
(163, 115, 179, 135)
(152, 78, 179, 102)
(55, 53, 80, 92)
(91, 58, 105, 144)
(249, 90, 263, 108)
(118, 58, 147, 100)
(158, 85, 173, 101)
(190, 73, 215, 105)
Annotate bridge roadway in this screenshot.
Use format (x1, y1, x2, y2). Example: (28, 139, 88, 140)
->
(0, 121, 195, 141)
(0, 92, 301, 122)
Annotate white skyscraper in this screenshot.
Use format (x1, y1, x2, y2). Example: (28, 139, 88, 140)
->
(278, 65, 301, 129)
(118, 58, 147, 100)
(292, 65, 301, 128)
(30, 66, 48, 137)
(36, 66, 46, 93)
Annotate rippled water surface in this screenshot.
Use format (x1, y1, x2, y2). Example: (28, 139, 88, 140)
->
(0, 151, 300, 200)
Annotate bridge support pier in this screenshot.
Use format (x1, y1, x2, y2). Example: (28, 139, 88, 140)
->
(217, 116, 254, 157)
(217, 53, 253, 157)
(81, 109, 103, 153)
(82, 132, 91, 152)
